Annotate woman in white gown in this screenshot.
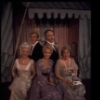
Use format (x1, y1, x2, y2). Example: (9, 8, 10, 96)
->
(9, 42, 36, 100)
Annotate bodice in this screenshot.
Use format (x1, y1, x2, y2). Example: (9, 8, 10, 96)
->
(14, 59, 33, 79)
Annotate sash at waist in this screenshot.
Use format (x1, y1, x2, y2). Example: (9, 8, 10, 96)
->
(42, 73, 50, 76)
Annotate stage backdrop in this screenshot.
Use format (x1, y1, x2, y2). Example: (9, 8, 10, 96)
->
(1, 2, 91, 82)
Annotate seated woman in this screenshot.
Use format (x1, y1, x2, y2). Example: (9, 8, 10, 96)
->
(27, 43, 66, 100)
(55, 46, 86, 100)
(9, 42, 36, 100)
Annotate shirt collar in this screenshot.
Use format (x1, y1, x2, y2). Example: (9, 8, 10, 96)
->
(47, 41, 55, 45)
(31, 41, 39, 47)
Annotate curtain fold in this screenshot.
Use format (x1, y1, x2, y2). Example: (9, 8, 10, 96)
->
(1, 2, 91, 82)
(1, 2, 13, 82)
(78, 16, 91, 79)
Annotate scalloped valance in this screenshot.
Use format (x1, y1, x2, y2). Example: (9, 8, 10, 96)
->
(28, 8, 91, 19)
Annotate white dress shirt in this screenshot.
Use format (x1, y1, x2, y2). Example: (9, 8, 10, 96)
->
(30, 41, 39, 55)
(47, 41, 56, 51)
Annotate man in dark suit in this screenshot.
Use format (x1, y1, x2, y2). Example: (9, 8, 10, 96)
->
(29, 32, 43, 62)
(44, 29, 59, 72)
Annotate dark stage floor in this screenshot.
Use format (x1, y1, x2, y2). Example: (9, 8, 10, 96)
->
(1, 79, 91, 100)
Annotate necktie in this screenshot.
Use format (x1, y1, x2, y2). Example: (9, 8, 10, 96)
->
(52, 44, 56, 51)
(47, 41, 56, 51)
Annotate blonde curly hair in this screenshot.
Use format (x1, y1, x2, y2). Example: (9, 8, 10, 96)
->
(19, 42, 31, 56)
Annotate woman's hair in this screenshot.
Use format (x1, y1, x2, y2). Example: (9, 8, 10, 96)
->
(19, 42, 31, 56)
(30, 32, 39, 38)
(42, 43, 53, 54)
(61, 45, 72, 56)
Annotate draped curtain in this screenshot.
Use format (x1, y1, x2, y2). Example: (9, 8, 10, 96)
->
(13, 11, 39, 58)
(53, 21, 69, 58)
(78, 16, 91, 79)
(1, 2, 91, 82)
(1, 2, 13, 82)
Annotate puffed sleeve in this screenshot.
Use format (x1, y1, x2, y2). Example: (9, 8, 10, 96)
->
(30, 60, 36, 79)
(36, 60, 49, 86)
(55, 59, 62, 76)
(49, 59, 54, 77)
(71, 58, 78, 74)
(36, 61, 43, 76)
(12, 59, 18, 79)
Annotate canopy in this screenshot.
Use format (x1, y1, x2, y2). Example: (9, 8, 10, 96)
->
(28, 8, 91, 19)
(21, 2, 91, 19)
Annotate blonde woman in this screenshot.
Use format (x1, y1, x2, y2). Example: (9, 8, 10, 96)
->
(55, 46, 86, 100)
(28, 43, 65, 100)
(9, 42, 36, 100)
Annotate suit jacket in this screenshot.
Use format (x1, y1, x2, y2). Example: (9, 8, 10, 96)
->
(44, 42, 59, 72)
(29, 42, 43, 62)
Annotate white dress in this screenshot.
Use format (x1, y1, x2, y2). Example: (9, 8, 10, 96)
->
(9, 59, 35, 100)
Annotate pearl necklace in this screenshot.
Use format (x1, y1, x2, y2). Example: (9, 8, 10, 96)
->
(21, 58, 26, 64)
(21, 57, 28, 64)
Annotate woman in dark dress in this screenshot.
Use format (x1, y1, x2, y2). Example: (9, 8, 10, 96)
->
(27, 43, 66, 100)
